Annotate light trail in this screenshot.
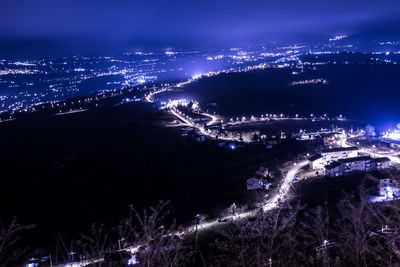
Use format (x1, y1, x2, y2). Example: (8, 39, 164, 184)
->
(169, 108, 241, 142)
(263, 160, 308, 212)
(54, 109, 88, 116)
(144, 88, 169, 103)
(202, 112, 220, 126)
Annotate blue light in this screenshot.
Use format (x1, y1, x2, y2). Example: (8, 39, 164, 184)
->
(264, 183, 271, 190)
(386, 186, 394, 199)
(128, 254, 138, 265)
(229, 143, 236, 150)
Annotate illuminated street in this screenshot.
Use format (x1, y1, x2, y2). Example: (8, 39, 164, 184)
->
(2, 0, 400, 265)
(57, 157, 309, 266)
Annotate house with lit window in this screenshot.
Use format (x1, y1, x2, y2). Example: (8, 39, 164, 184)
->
(321, 146, 359, 162)
(325, 161, 342, 177)
(374, 157, 391, 170)
(325, 156, 390, 177)
(379, 178, 400, 199)
(308, 153, 324, 170)
(246, 178, 264, 190)
(340, 156, 374, 174)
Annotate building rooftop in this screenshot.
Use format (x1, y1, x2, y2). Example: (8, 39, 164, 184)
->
(325, 161, 341, 170)
(339, 156, 372, 163)
(382, 138, 400, 145)
(308, 153, 322, 161)
(373, 157, 390, 163)
(323, 132, 340, 137)
(322, 146, 358, 153)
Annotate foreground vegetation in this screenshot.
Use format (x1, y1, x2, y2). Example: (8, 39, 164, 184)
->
(3, 185, 400, 266)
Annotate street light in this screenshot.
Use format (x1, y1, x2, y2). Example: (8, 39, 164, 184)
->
(68, 251, 77, 264)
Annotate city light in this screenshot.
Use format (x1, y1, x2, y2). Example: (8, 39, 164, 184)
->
(127, 254, 138, 265)
(385, 186, 394, 199)
(229, 143, 236, 150)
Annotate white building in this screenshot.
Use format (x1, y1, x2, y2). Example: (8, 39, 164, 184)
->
(382, 139, 400, 149)
(321, 146, 359, 162)
(340, 156, 374, 174)
(325, 156, 390, 177)
(374, 157, 391, 170)
(379, 178, 400, 199)
(308, 153, 324, 170)
(246, 178, 264, 190)
(325, 161, 342, 177)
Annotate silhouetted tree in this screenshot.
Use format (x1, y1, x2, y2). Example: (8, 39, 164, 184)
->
(118, 201, 193, 266)
(0, 217, 34, 267)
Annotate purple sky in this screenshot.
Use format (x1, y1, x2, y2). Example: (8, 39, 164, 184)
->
(1, 0, 399, 47)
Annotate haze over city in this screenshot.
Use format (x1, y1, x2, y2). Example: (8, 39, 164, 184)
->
(1, 0, 400, 55)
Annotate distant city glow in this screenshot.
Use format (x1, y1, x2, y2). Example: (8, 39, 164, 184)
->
(383, 129, 400, 140)
(329, 35, 348, 41)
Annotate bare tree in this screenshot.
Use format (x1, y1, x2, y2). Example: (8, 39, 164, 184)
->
(212, 201, 304, 267)
(0, 217, 34, 267)
(118, 201, 193, 267)
(76, 223, 115, 266)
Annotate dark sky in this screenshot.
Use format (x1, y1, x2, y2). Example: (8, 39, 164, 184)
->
(1, 0, 399, 48)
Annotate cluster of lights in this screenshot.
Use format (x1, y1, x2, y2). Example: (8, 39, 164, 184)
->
(378, 41, 400, 45)
(329, 35, 348, 41)
(0, 69, 41, 76)
(163, 99, 199, 110)
(382, 127, 400, 141)
(291, 79, 328, 86)
(206, 55, 224, 60)
(2, 39, 399, 117)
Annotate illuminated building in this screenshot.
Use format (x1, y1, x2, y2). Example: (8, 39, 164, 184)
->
(246, 177, 270, 190)
(325, 156, 390, 177)
(246, 178, 265, 190)
(382, 128, 400, 148)
(308, 153, 324, 170)
(321, 146, 359, 162)
(323, 132, 341, 147)
(379, 178, 400, 199)
(247, 166, 271, 190)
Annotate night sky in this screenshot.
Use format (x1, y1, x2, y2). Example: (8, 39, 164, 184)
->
(1, 0, 399, 48)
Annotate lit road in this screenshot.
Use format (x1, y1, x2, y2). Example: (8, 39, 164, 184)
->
(263, 160, 308, 212)
(171, 160, 308, 233)
(54, 109, 88, 116)
(60, 158, 308, 266)
(170, 108, 241, 142)
(361, 147, 400, 164)
(144, 87, 170, 103)
(346, 139, 400, 164)
(202, 112, 220, 126)
(58, 63, 314, 266)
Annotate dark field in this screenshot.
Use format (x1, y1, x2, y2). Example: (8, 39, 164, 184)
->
(161, 60, 400, 129)
(0, 101, 306, 249)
